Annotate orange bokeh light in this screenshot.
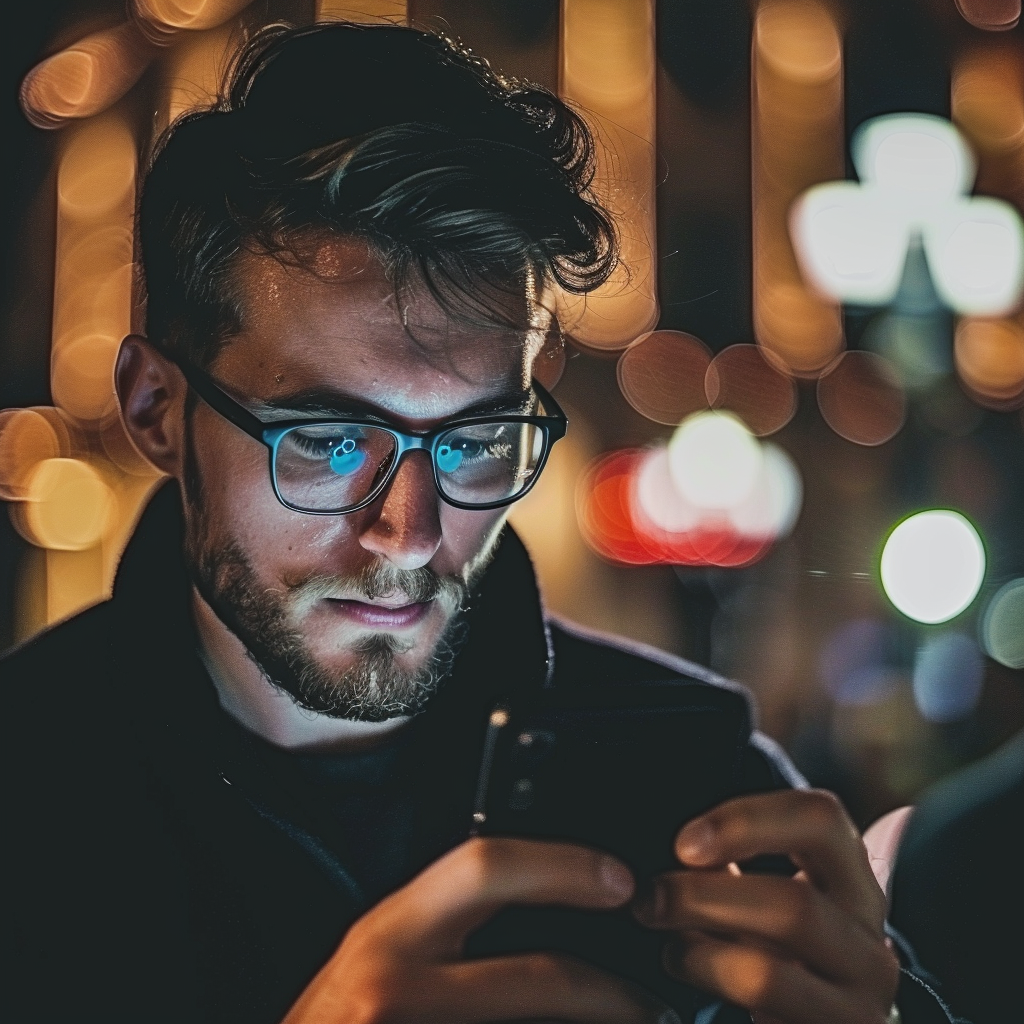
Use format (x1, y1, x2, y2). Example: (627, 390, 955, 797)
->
(15, 459, 114, 552)
(0, 411, 64, 501)
(617, 331, 711, 425)
(706, 343, 798, 436)
(817, 351, 907, 446)
(955, 317, 1024, 405)
(558, 0, 659, 350)
(20, 22, 158, 130)
(752, 0, 845, 377)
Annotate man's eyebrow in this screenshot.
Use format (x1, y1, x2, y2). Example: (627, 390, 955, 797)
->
(254, 388, 534, 421)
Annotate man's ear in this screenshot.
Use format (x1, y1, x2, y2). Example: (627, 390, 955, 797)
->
(115, 335, 186, 477)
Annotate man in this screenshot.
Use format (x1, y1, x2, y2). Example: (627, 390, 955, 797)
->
(1, 21, 956, 1024)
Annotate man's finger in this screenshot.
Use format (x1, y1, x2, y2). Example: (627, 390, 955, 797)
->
(665, 931, 886, 1024)
(674, 789, 886, 933)
(634, 869, 893, 985)
(441, 954, 679, 1024)
(374, 837, 635, 955)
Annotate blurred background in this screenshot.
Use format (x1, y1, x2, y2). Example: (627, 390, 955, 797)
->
(2, 0, 1024, 829)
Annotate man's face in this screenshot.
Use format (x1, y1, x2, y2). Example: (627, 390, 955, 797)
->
(180, 237, 545, 721)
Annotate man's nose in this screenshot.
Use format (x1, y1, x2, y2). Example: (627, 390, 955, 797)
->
(357, 450, 443, 570)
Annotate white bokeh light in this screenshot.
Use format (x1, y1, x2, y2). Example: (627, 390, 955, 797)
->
(727, 443, 802, 539)
(855, 116, 973, 199)
(925, 199, 1024, 315)
(634, 446, 702, 532)
(880, 510, 986, 624)
(668, 412, 763, 510)
(791, 113, 1024, 316)
(981, 578, 1024, 669)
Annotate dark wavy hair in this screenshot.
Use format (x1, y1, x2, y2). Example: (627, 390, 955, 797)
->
(139, 21, 617, 366)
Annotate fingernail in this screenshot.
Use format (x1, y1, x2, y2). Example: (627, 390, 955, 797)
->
(600, 856, 634, 900)
(677, 820, 716, 862)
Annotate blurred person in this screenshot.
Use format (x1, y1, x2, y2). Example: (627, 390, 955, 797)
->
(0, 22, 959, 1024)
(888, 725, 1024, 1024)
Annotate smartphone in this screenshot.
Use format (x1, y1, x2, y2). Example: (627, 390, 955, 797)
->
(465, 680, 792, 1019)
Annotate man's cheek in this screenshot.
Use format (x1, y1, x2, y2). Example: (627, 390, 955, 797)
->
(437, 506, 507, 575)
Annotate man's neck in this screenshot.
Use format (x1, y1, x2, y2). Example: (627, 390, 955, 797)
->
(191, 588, 409, 754)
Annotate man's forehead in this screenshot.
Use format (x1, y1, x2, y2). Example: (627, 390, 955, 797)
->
(232, 236, 548, 340)
(218, 236, 547, 422)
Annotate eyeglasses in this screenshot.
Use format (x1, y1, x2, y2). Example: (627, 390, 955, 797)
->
(171, 356, 567, 515)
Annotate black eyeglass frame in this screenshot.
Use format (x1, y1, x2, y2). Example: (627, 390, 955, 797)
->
(171, 356, 568, 515)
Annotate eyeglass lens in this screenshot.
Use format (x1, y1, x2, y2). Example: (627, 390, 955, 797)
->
(273, 422, 546, 512)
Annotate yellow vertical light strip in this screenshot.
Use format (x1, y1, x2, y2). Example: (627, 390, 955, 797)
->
(752, 0, 844, 376)
(20, 112, 143, 627)
(51, 115, 136, 422)
(316, 1, 408, 22)
(558, 0, 658, 351)
(952, 44, 1024, 407)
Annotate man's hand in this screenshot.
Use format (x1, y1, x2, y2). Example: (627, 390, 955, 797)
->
(633, 789, 900, 1024)
(282, 836, 677, 1024)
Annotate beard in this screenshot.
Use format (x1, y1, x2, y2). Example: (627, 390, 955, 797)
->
(187, 536, 473, 722)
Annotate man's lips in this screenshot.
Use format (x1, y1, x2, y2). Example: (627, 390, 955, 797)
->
(323, 598, 431, 629)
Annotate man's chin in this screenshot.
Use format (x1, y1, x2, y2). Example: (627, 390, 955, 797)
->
(262, 609, 469, 721)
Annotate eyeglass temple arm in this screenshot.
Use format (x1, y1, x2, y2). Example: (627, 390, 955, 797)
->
(169, 355, 268, 442)
(531, 379, 568, 439)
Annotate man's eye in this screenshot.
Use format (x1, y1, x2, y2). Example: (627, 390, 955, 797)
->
(290, 430, 361, 457)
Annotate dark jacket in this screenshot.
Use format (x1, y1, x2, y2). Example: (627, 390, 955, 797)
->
(1, 485, 960, 1023)
(890, 730, 1024, 1024)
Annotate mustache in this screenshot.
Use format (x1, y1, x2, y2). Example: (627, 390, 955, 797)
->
(290, 560, 468, 609)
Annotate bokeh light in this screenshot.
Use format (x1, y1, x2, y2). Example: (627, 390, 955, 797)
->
(56, 118, 136, 220)
(880, 510, 986, 624)
(15, 459, 114, 552)
(616, 330, 710, 425)
(980, 578, 1024, 668)
(755, 0, 841, 83)
(924, 198, 1024, 316)
(726, 442, 802, 540)
(793, 113, 1024, 316)
(629, 446, 775, 567)
(50, 335, 121, 423)
(557, 0, 658, 349)
(19, 22, 157, 130)
(954, 317, 1024, 407)
(752, 0, 844, 376)
(705, 344, 797, 436)
(913, 631, 985, 722)
(817, 351, 907, 446)
(854, 114, 974, 198)
(668, 411, 763, 509)
(578, 412, 802, 569)
(132, 0, 254, 34)
(954, 47, 1024, 155)
(953, 0, 1021, 31)
(0, 411, 64, 500)
(577, 450, 658, 565)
